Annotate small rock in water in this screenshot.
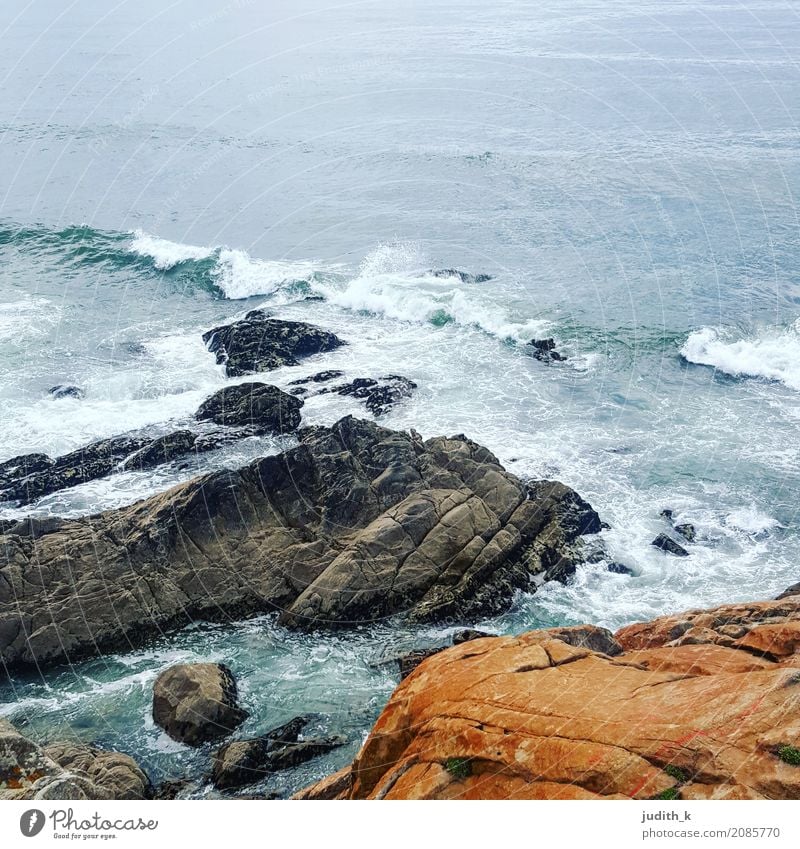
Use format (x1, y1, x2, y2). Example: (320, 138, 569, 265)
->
(195, 382, 303, 434)
(429, 268, 492, 284)
(527, 338, 567, 363)
(651, 533, 690, 557)
(319, 374, 417, 416)
(607, 562, 635, 576)
(48, 384, 84, 399)
(452, 629, 493, 644)
(660, 508, 675, 522)
(202, 311, 344, 377)
(288, 369, 345, 386)
(211, 716, 345, 790)
(152, 663, 248, 747)
(674, 523, 697, 543)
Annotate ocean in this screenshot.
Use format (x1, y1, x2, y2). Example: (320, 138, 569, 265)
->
(1, 0, 799, 796)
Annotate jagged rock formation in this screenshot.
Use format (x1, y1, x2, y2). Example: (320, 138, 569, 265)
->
(297, 593, 800, 800)
(203, 310, 344, 377)
(211, 716, 344, 790)
(0, 720, 149, 800)
(0, 384, 302, 506)
(0, 416, 601, 669)
(195, 382, 303, 433)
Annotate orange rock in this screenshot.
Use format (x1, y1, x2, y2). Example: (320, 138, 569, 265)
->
(298, 596, 800, 800)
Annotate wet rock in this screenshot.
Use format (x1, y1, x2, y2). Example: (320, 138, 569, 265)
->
(0, 720, 149, 800)
(121, 430, 199, 471)
(674, 523, 697, 543)
(429, 269, 492, 284)
(398, 648, 442, 680)
(43, 742, 151, 800)
(0, 416, 603, 669)
(324, 375, 416, 416)
(660, 508, 674, 522)
(152, 663, 248, 747)
(203, 311, 344, 377)
(211, 717, 344, 790)
(607, 561, 635, 576)
(527, 338, 567, 363)
(776, 582, 800, 600)
(153, 778, 193, 800)
(452, 629, 493, 644)
(0, 453, 54, 490)
(48, 384, 84, 399)
(195, 382, 303, 434)
(0, 433, 153, 504)
(288, 370, 345, 386)
(651, 533, 690, 557)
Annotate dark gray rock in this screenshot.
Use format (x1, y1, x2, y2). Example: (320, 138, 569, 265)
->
(288, 370, 344, 386)
(48, 384, 84, 400)
(674, 522, 697, 543)
(323, 375, 417, 416)
(452, 629, 493, 644)
(607, 561, 635, 576)
(121, 430, 199, 471)
(0, 453, 54, 490)
(0, 434, 153, 504)
(776, 582, 800, 600)
(429, 269, 492, 284)
(195, 382, 303, 434)
(651, 533, 690, 557)
(527, 338, 567, 363)
(203, 311, 344, 377)
(398, 648, 442, 680)
(0, 416, 603, 669)
(152, 663, 248, 747)
(210, 716, 344, 790)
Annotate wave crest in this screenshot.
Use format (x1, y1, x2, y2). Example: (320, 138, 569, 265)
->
(681, 323, 800, 391)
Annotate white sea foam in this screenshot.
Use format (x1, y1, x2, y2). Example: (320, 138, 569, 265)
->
(314, 242, 548, 343)
(0, 297, 60, 343)
(128, 230, 318, 298)
(681, 323, 800, 391)
(129, 230, 215, 269)
(212, 248, 318, 299)
(724, 506, 781, 536)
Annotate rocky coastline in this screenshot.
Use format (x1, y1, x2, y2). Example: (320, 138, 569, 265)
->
(2, 310, 798, 801)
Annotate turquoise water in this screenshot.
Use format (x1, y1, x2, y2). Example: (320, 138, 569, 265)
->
(1, 0, 799, 795)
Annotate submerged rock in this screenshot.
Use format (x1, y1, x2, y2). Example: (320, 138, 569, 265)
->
(203, 311, 344, 377)
(288, 370, 344, 386)
(429, 269, 492, 284)
(651, 533, 690, 557)
(0, 416, 602, 669)
(298, 595, 800, 800)
(674, 522, 697, 543)
(527, 338, 567, 363)
(211, 716, 344, 790)
(0, 720, 149, 800)
(322, 375, 417, 416)
(48, 384, 84, 400)
(195, 382, 303, 434)
(152, 663, 248, 747)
